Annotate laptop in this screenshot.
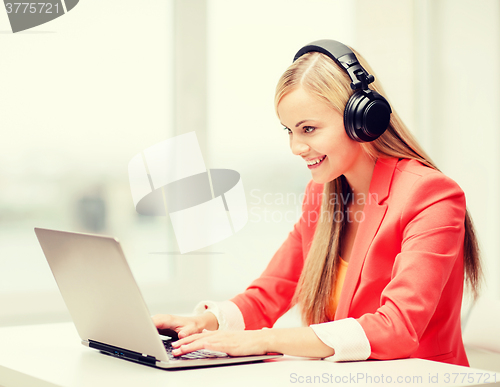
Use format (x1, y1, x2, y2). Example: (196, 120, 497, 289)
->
(34, 227, 282, 369)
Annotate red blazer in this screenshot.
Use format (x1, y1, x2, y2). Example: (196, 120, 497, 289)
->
(231, 157, 469, 366)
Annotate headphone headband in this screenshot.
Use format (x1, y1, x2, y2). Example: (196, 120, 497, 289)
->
(293, 39, 374, 91)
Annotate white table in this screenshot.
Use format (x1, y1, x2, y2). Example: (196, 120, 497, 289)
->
(0, 322, 499, 387)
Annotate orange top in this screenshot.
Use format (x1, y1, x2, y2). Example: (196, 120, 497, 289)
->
(328, 258, 349, 319)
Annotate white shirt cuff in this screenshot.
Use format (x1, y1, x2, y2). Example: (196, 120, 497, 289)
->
(194, 300, 245, 331)
(311, 318, 371, 362)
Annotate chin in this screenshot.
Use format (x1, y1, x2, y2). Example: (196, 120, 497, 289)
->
(311, 172, 340, 185)
(311, 175, 330, 185)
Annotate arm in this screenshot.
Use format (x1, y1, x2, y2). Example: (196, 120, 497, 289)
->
(172, 326, 335, 358)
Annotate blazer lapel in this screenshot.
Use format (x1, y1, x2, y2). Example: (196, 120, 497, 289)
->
(334, 157, 398, 320)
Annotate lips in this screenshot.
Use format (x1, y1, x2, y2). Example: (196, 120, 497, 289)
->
(306, 155, 326, 169)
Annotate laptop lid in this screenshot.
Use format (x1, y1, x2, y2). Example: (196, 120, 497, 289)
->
(35, 228, 169, 363)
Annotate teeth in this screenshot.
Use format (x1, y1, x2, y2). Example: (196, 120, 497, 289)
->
(307, 156, 325, 166)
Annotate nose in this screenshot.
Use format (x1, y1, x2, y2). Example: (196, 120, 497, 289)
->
(290, 135, 310, 156)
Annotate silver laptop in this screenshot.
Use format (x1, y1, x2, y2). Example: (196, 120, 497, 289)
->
(34, 228, 281, 369)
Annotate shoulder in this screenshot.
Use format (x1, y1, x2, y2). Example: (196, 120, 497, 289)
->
(389, 158, 466, 222)
(393, 158, 464, 198)
(394, 158, 443, 179)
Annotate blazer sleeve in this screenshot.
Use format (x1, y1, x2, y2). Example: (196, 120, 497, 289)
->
(230, 180, 319, 330)
(356, 171, 467, 359)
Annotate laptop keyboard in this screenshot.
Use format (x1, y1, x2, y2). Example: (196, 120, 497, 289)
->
(163, 340, 229, 360)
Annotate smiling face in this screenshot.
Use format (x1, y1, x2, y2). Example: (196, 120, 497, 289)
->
(278, 87, 371, 186)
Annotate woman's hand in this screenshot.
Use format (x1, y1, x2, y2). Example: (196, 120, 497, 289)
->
(170, 327, 335, 359)
(171, 329, 270, 357)
(152, 313, 218, 339)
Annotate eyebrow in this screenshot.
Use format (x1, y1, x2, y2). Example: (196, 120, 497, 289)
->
(280, 120, 314, 128)
(295, 120, 313, 128)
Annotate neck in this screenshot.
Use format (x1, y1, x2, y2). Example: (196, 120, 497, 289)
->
(344, 152, 377, 198)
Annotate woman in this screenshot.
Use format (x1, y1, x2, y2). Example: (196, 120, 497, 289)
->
(153, 40, 481, 365)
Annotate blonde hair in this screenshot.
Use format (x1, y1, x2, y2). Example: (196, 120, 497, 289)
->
(275, 50, 482, 325)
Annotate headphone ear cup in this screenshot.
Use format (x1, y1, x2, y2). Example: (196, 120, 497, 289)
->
(344, 90, 392, 142)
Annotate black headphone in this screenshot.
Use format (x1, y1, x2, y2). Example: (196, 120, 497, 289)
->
(293, 39, 392, 142)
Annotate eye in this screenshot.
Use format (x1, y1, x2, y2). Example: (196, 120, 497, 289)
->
(283, 126, 292, 134)
(303, 126, 315, 133)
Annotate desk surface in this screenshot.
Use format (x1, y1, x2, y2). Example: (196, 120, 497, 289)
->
(0, 322, 499, 387)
